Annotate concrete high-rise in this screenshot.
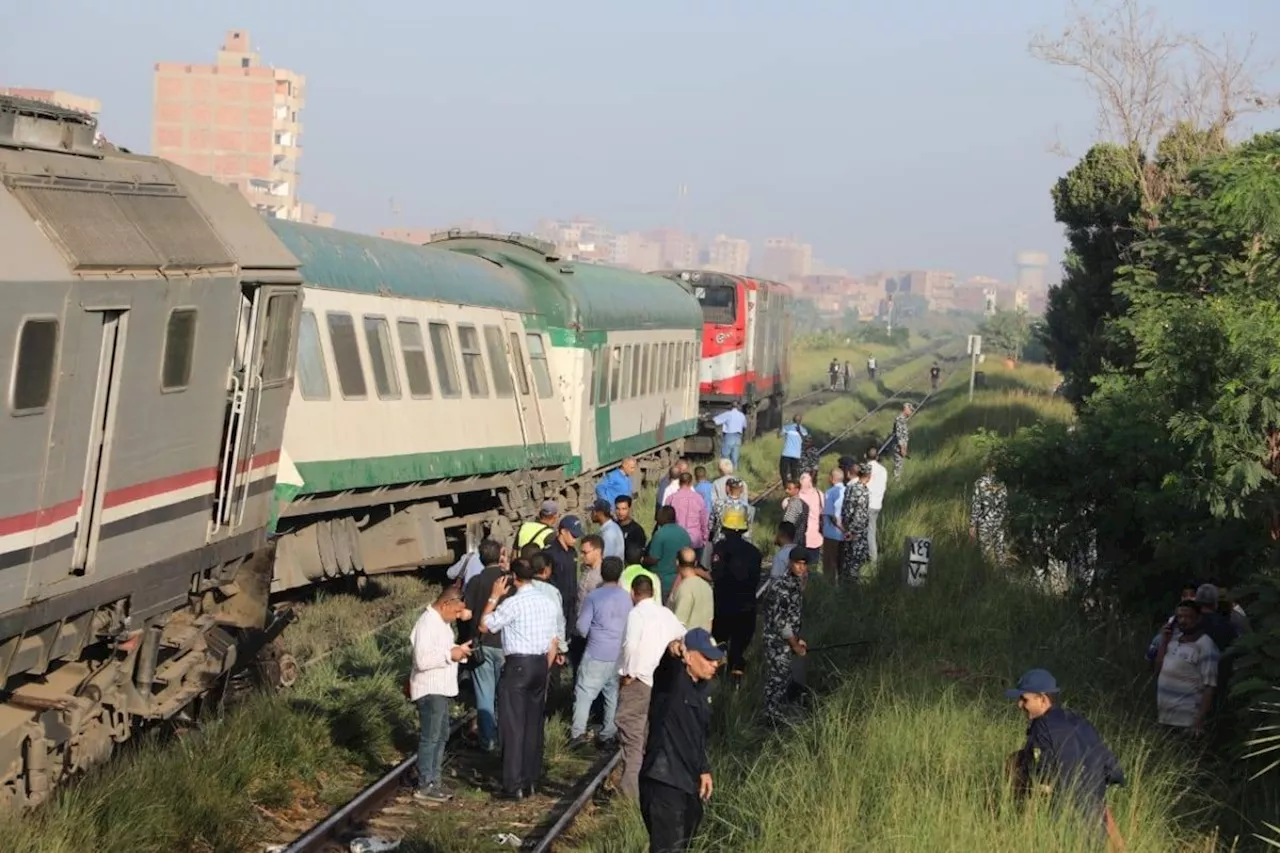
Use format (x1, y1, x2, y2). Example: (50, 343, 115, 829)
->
(705, 235, 751, 276)
(152, 30, 320, 221)
(1015, 251, 1049, 295)
(759, 237, 812, 283)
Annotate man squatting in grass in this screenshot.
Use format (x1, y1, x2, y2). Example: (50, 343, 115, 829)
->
(1006, 669, 1126, 849)
(408, 586, 473, 802)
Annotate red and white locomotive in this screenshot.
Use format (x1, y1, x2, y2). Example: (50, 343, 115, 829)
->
(657, 270, 792, 453)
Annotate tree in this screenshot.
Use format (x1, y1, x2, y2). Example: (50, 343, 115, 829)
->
(1030, 0, 1274, 400)
(978, 309, 1031, 361)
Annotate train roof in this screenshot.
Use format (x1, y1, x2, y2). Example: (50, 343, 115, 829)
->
(654, 269, 793, 295)
(267, 220, 546, 314)
(428, 233, 704, 333)
(0, 95, 300, 283)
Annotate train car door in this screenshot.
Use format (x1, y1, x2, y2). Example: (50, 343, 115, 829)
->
(69, 309, 127, 575)
(212, 286, 298, 536)
(500, 314, 548, 451)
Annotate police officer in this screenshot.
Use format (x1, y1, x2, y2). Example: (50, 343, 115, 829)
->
(891, 404, 912, 479)
(969, 462, 1008, 565)
(1006, 669, 1125, 847)
(761, 546, 811, 725)
(709, 505, 762, 686)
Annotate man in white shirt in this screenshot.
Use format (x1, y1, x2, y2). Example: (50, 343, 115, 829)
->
(712, 403, 747, 468)
(408, 586, 473, 802)
(615, 574, 687, 800)
(865, 447, 888, 563)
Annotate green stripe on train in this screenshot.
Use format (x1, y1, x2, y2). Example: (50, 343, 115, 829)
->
(287, 442, 574, 496)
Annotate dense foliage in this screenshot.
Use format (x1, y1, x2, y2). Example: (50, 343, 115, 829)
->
(998, 130, 1280, 833)
(976, 309, 1032, 361)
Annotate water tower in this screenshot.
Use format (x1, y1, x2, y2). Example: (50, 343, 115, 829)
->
(1015, 251, 1049, 294)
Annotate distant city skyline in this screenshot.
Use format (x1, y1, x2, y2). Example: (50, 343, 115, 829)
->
(5, 3, 1278, 282)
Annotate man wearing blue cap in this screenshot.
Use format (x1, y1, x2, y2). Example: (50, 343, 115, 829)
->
(639, 628, 723, 853)
(1006, 669, 1126, 847)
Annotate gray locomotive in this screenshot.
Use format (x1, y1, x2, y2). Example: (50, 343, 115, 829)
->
(0, 96, 303, 807)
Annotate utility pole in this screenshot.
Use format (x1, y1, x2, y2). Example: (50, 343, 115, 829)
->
(886, 296, 894, 336)
(967, 334, 982, 401)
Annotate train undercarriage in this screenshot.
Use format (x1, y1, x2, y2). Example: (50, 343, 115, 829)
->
(0, 438, 686, 808)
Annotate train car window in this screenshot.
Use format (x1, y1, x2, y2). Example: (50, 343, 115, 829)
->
(645, 340, 655, 394)
(608, 346, 622, 403)
(587, 347, 597, 406)
(595, 345, 607, 406)
(456, 325, 490, 398)
(362, 316, 402, 400)
(508, 332, 532, 396)
(483, 326, 515, 398)
(10, 318, 59, 414)
(621, 345, 634, 399)
(428, 322, 462, 398)
(296, 311, 330, 399)
(326, 312, 368, 398)
(630, 344, 644, 397)
(160, 308, 198, 392)
(673, 342, 684, 390)
(685, 342, 694, 388)
(526, 333, 554, 399)
(260, 293, 297, 383)
(396, 319, 433, 398)
(639, 344, 650, 396)
(692, 284, 737, 325)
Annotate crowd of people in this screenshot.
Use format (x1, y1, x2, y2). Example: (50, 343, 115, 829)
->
(404, 393, 926, 852)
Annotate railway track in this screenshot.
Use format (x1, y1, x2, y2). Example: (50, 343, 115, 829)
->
(750, 348, 959, 506)
(269, 352, 959, 853)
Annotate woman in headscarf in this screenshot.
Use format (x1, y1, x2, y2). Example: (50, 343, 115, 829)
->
(797, 471, 824, 555)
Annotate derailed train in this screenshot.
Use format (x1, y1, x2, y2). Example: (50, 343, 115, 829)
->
(0, 96, 725, 805)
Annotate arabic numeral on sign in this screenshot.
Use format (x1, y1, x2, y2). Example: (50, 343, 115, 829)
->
(910, 538, 931, 562)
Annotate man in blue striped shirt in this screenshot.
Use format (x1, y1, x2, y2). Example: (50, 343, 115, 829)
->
(482, 559, 560, 800)
(571, 556, 633, 748)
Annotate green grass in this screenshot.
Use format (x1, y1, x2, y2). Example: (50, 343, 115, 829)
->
(566, 363, 1238, 853)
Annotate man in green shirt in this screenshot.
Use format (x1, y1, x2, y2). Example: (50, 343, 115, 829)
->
(671, 547, 714, 634)
(644, 505, 692, 606)
(620, 544, 662, 602)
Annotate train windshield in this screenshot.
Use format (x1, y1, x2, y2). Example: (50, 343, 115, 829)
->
(691, 284, 737, 325)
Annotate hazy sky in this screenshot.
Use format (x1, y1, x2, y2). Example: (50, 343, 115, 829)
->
(4, 0, 1279, 282)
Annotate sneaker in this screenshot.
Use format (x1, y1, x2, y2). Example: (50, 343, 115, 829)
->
(413, 783, 451, 803)
(596, 736, 619, 751)
(567, 735, 592, 750)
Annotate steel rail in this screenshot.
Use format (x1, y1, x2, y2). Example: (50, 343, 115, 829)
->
(526, 749, 623, 853)
(749, 349, 957, 508)
(279, 711, 476, 853)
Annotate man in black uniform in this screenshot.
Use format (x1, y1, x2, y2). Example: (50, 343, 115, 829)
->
(1006, 669, 1125, 847)
(930, 362, 941, 391)
(640, 628, 722, 853)
(709, 504, 761, 686)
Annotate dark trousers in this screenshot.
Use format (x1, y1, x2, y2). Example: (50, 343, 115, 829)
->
(640, 778, 703, 853)
(712, 609, 755, 674)
(779, 456, 800, 485)
(497, 653, 548, 794)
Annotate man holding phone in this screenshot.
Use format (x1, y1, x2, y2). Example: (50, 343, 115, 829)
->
(409, 586, 474, 802)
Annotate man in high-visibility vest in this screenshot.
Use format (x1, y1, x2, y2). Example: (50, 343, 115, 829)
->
(516, 500, 559, 550)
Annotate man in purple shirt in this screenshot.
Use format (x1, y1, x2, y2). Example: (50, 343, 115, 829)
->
(570, 556, 633, 748)
(668, 472, 709, 551)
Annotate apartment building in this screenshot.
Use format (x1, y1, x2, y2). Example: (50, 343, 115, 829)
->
(152, 30, 326, 222)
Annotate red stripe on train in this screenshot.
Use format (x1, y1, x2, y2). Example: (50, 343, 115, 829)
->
(0, 449, 281, 535)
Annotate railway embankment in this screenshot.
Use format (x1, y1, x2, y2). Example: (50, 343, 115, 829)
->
(566, 363, 1244, 853)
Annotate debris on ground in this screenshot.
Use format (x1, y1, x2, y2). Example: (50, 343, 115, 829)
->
(350, 837, 403, 853)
